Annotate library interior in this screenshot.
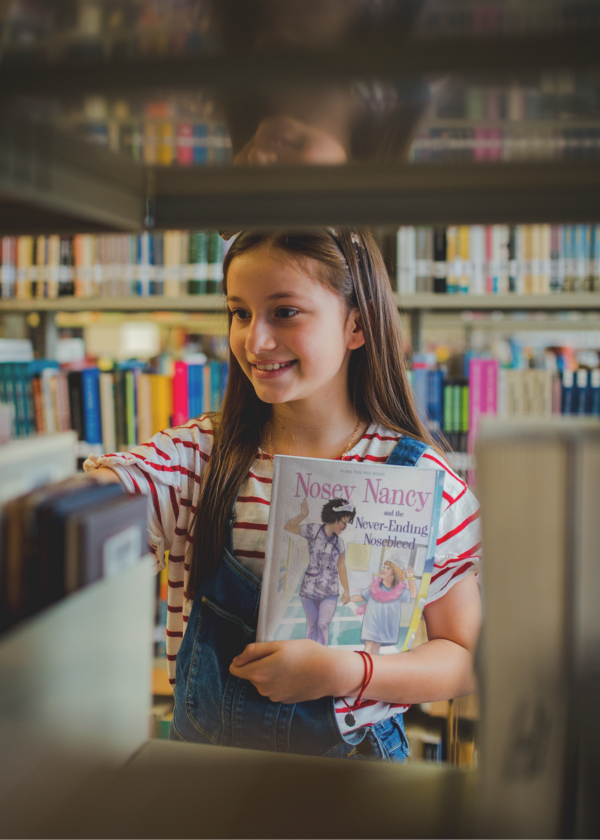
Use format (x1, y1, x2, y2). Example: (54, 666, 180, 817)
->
(1, 1, 599, 837)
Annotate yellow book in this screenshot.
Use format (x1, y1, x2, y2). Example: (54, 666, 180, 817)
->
(35, 235, 47, 298)
(150, 374, 172, 436)
(458, 225, 470, 293)
(446, 226, 458, 293)
(157, 121, 174, 166)
(16, 235, 34, 298)
(48, 235, 60, 298)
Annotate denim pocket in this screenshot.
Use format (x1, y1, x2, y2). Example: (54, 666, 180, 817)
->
(185, 595, 254, 746)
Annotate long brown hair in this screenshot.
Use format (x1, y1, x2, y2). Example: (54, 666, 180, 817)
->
(187, 228, 439, 599)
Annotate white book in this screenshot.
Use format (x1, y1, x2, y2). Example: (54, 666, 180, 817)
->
(257, 454, 445, 653)
(470, 225, 486, 294)
(99, 372, 117, 454)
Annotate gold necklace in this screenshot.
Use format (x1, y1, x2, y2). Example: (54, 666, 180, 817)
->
(265, 416, 362, 461)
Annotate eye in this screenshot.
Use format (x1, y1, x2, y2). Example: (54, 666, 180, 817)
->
(230, 308, 251, 321)
(276, 307, 299, 319)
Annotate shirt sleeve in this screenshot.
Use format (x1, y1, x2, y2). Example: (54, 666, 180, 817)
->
(361, 587, 371, 602)
(416, 449, 481, 605)
(337, 536, 346, 556)
(299, 523, 316, 540)
(83, 416, 214, 574)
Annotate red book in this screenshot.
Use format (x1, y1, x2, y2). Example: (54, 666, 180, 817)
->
(177, 124, 194, 166)
(172, 361, 189, 426)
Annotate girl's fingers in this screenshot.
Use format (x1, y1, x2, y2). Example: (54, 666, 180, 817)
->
(232, 642, 277, 667)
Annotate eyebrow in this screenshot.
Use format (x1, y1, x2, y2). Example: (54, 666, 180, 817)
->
(226, 292, 303, 303)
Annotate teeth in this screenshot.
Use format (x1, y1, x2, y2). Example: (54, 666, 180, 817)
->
(256, 362, 291, 371)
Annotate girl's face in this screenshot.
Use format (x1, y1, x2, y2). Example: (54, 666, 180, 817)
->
(227, 247, 364, 408)
(330, 516, 351, 535)
(381, 563, 395, 586)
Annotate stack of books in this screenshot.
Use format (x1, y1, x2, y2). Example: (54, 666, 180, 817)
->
(0, 229, 226, 299)
(0, 438, 148, 633)
(0, 346, 228, 448)
(397, 223, 600, 294)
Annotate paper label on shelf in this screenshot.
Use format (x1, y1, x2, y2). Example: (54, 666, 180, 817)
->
(103, 525, 143, 580)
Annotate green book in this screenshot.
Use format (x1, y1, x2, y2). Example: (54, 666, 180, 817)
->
(188, 231, 208, 295)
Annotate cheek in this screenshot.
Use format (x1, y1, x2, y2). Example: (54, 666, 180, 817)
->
(229, 329, 247, 369)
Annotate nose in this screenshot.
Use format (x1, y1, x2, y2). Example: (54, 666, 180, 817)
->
(245, 315, 277, 357)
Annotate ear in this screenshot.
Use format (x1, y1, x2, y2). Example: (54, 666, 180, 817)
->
(346, 308, 365, 351)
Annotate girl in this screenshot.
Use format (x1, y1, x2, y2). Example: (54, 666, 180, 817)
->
(285, 497, 355, 646)
(88, 228, 481, 761)
(351, 559, 414, 656)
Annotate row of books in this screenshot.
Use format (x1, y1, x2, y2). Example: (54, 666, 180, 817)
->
(76, 117, 231, 167)
(0, 230, 226, 299)
(3, 0, 216, 64)
(397, 224, 600, 295)
(431, 74, 597, 123)
(419, 3, 600, 40)
(414, 355, 600, 483)
(0, 466, 148, 632)
(0, 357, 228, 448)
(409, 126, 600, 162)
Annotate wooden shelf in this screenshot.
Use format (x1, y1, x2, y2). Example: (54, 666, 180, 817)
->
(396, 293, 600, 310)
(2, 292, 600, 314)
(2, 31, 598, 97)
(0, 295, 225, 312)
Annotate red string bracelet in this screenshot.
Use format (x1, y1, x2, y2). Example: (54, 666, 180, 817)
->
(340, 651, 374, 728)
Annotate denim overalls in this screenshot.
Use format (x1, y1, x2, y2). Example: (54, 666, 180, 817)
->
(170, 435, 428, 762)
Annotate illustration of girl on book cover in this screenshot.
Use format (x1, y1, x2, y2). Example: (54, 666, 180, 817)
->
(284, 497, 356, 646)
(349, 555, 417, 655)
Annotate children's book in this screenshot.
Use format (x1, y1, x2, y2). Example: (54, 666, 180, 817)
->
(257, 455, 445, 654)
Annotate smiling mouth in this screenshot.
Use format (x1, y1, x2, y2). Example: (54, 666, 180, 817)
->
(253, 360, 296, 372)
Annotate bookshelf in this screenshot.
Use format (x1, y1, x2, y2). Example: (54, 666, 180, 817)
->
(0, 3, 598, 830)
(5, 291, 600, 313)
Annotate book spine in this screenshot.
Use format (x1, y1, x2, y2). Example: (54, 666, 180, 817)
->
(81, 368, 102, 444)
(467, 358, 484, 485)
(172, 361, 189, 426)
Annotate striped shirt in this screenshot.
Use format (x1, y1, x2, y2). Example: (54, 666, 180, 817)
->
(83, 416, 481, 738)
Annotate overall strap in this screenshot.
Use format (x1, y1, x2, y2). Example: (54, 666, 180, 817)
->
(386, 435, 428, 467)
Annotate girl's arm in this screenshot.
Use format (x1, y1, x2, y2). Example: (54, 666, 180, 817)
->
(337, 553, 350, 603)
(230, 572, 481, 704)
(284, 497, 309, 535)
(349, 594, 364, 602)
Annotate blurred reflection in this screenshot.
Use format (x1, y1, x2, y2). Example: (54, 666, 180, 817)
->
(226, 81, 432, 165)
(216, 0, 428, 166)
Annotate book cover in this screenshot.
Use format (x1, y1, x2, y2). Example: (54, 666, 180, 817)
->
(64, 492, 147, 592)
(257, 455, 445, 654)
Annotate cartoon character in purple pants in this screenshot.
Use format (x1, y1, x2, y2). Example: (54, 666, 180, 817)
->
(284, 497, 356, 646)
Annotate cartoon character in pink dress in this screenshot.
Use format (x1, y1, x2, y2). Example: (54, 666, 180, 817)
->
(349, 560, 416, 655)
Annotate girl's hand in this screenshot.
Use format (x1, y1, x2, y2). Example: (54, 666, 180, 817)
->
(300, 497, 309, 518)
(341, 590, 350, 605)
(229, 640, 361, 704)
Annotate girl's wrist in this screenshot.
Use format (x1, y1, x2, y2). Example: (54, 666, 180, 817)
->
(326, 648, 365, 697)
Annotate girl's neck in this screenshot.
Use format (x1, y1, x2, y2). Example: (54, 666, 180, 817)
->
(269, 397, 369, 460)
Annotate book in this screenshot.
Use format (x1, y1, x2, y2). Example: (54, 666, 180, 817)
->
(64, 492, 148, 593)
(476, 418, 600, 838)
(257, 454, 445, 654)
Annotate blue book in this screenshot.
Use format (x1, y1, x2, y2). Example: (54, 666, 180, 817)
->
(210, 361, 228, 411)
(590, 369, 600, 416)
(426, 369, 444, 430)
(188, 363, 204, 418)
(193, 123, 208, 165)
(561, 369, 575, 414)
(575, 369, 590, 415)
(81, 368, 102, 444)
